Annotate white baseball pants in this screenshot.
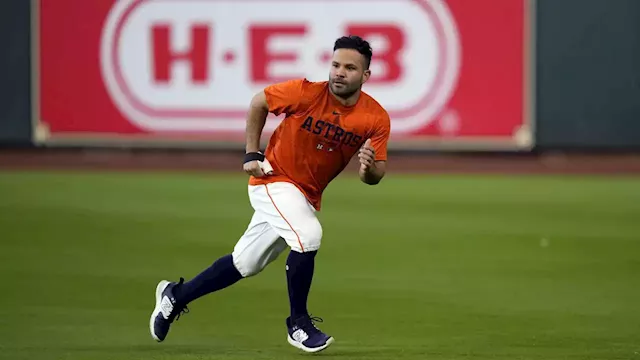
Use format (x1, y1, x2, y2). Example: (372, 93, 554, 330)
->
(231, 182, 323, 277)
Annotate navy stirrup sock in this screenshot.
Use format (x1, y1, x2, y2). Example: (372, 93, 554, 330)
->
(174, 254, 243, 305)
(286, 250, 317, 320)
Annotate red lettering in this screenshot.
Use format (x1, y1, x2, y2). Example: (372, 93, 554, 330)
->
(152, 24, 210, 83)
(249, 25, 306, 83)
(347, 25, 405, 84)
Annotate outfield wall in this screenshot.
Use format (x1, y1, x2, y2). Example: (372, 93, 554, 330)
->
(1, 0, 639, 151)
(535, 0, 640, 150)
(0, 0, 32, 147)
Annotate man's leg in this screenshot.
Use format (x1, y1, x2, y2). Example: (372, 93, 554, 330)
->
(150, 206, 286, 342)
(249, 182, 333, 353)
(174, 211, 286, 304)
(286, 249, 317, 322)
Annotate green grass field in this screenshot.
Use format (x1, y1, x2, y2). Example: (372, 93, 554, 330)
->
(1, 171, 639, 360)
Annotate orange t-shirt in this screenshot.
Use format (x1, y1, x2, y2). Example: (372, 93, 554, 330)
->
(249, 78, 391, 210)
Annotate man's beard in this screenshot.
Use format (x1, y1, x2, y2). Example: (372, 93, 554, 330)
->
(329, 79, 359, 99)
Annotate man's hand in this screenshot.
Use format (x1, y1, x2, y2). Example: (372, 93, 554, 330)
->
(243, 160, 265, 177)
(358, 139, 375, 172)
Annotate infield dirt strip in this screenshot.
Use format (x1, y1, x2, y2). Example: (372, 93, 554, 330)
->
(1, 149, 640, 175)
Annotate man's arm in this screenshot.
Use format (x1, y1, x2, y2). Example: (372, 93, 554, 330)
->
(358, 110, 390, 185)
(243, 91, 269, 177)
(245, 78, 305, 153)
(243, 79, 305, 177)
(358, 138, 387, 185)
(245, 91, 269, 154)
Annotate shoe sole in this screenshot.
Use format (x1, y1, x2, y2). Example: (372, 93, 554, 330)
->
(149, 280, 171, 342)
(287, 334, 335, 353)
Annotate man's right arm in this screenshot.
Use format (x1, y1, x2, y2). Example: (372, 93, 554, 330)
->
(245, 91, 269, 154)
(242, 91, 269, 178)
(243, 79, 305, 177)
(245, 78, 305, 153)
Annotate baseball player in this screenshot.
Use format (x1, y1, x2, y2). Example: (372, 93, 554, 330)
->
(150, 35, 391, 353)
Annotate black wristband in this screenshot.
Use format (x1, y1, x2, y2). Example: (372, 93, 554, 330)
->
(244, 152, 265, 164)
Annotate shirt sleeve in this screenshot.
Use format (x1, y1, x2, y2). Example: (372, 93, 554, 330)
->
(263, 78, 306, 116)
(370, 112, 391, 161)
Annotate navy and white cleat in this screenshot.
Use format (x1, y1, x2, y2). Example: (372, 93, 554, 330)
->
(286, 315, 335, 353)
(149, 278, 189, 342)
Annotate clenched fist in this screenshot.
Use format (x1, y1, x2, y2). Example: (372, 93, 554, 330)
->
(243, 160, 265, 177)
(358, 139, 375, 171)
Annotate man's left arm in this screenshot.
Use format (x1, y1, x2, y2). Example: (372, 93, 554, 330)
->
(358, 114, 391, 185)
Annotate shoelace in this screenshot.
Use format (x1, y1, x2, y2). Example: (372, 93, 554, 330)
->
(301, 315, 324, 335)
(172, 278, 190, 322)
(175, 305, 189, 321)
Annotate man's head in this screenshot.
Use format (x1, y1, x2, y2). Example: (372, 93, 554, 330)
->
(329, 35, 373, 99)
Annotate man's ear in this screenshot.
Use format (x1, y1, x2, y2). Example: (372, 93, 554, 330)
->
(362, 69, 372, 85)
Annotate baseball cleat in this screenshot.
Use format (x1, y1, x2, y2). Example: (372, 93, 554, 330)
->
(286, 315, 335, 353)
(149, 278, 189, 342)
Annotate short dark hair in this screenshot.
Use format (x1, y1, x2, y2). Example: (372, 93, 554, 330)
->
(333, 35, 373, 70)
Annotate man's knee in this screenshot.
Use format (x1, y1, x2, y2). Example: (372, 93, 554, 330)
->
(231, 250, 263, 277)
(232, 238, 287, 277)
(294, 220, 323, 253)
